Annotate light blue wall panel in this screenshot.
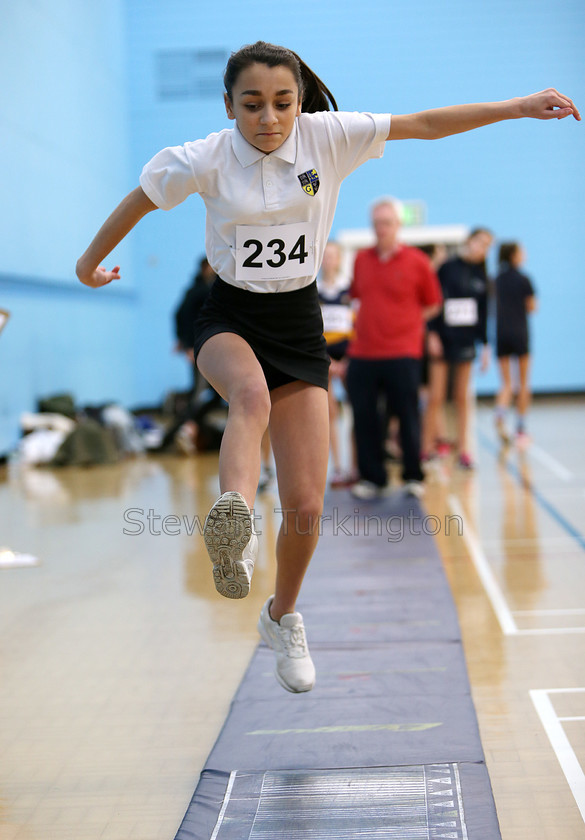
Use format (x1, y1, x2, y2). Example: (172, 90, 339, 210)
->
(0, 0, 133, 282)
(0, 0, 139, 454)
(125, 0, 584, 396)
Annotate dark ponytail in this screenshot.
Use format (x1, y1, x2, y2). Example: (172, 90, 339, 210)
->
(224, 41, 338, 113)
(288, 48, 338, 112)
(498, 241, 519, 267)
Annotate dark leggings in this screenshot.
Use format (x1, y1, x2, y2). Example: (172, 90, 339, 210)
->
(346, 357, 423, 485)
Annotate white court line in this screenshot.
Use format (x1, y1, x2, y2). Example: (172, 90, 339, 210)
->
(515, 627, 585, 636)
(448, 496, 585, 636)
(448, 495, 518, 636)
(528, 443, 573, 482)
(514, 608, 585, 617)
(530, 689, 585, 823)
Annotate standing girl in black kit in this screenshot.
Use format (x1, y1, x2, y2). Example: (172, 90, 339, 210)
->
(423, 228, 493, 469)
(76, 39, 579, 692)
(494, 241, 537, 445)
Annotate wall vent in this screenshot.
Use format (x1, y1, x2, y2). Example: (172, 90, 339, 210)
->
(156, 49, 228, 99)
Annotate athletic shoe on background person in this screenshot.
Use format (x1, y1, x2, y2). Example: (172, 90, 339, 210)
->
(203, 491, 256, 599)
(435, 439, 452, 458)
(404, 480, 425, 499)
(350, 480, 391, 500)
(329, 470, 356, 489)
(457, 452, 475, 470)
(421, 452, 438, 467)
(258, 597, 315, 693)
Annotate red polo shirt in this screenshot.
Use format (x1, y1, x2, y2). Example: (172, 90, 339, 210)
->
(348, 245, 442, 359)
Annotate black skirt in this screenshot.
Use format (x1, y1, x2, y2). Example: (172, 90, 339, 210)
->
(193, 278, 330, 391)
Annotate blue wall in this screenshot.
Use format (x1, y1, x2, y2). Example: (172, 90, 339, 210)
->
(1, 0, 583, 452)
(0, 0, 138, 452)
(125, 0, 584, 399)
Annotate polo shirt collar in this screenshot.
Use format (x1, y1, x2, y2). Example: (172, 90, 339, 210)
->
(231, 121, 298, 167)
(375, 243, 405, 263)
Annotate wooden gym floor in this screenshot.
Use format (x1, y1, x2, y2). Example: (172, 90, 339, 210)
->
(0, 395, 583, 839)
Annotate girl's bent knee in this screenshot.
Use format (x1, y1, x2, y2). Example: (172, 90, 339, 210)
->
(231, 379, 271, 424)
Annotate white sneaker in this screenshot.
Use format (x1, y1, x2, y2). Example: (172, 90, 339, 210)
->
(258, 597, 315, 693)
(350, 480, 390, 500)
(404, 480, 424, 499)
(203, 491, 256, 599)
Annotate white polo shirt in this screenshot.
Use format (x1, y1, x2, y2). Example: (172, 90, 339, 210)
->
(140, 110, 391, 293)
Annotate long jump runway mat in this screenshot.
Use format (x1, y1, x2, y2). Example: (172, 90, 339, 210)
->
(175, 492, 501, 839)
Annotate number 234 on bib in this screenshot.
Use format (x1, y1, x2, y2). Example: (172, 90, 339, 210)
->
(235, 223, 315, 283)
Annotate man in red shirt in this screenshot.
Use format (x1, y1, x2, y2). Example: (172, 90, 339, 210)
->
(346, 199, 442, 499)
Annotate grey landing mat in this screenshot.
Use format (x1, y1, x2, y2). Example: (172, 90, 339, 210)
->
(175, 492, 502, 840)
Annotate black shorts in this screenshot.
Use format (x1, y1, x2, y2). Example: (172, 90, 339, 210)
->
(439, 339, 477, 364)
(193, 278, 330, 391)
(497, 336, 530, 358)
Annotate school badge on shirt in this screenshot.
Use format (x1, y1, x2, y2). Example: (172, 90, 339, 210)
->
(298, 169, 320, 196)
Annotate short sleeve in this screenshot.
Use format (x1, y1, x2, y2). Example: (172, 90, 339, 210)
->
(317, 111, 391, 180)
(140, 143, 202, 211)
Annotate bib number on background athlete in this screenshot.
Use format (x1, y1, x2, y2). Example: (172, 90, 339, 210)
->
(321, 304, 353, 335)
(444, 297, 478, 327)
(235, 223, 315, 282)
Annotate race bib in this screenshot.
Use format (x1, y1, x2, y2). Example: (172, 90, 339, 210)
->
(235, 223, 315, 283)
(321, 304, 353, 335)
(444, 297, 478, 327)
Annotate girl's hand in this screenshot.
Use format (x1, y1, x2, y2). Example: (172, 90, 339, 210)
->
(480, 344, 491, 373)
(77, 265, 121, 288)
(518, 88, 581, 121)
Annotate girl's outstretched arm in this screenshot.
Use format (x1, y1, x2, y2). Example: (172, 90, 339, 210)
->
(76, 186, 157, 288)
(388, 88, 580, 141)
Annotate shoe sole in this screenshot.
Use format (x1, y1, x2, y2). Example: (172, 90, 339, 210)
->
(204, 494, 252, 599)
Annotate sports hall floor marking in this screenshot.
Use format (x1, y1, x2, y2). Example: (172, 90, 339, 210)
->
(477, 428, 585, 553)
(530, 688, 585, 823)
(528, 443, 573, 482)
(448, 495, 518, 636)
(448, 495, 585, 637)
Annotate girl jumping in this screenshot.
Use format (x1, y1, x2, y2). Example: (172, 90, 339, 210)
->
(76, 40, 579, 692)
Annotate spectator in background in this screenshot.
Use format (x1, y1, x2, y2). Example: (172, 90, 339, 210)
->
(417, 242, 449, 455)
(418, 242, 448, 272)
(423, 227, 493, 469)
(175, 257, 218, 376)
(317, 241, 356, 488)
(494, 241, 537, 446)
(160, 256, 217, 452)
(346, 198, 442, 500)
